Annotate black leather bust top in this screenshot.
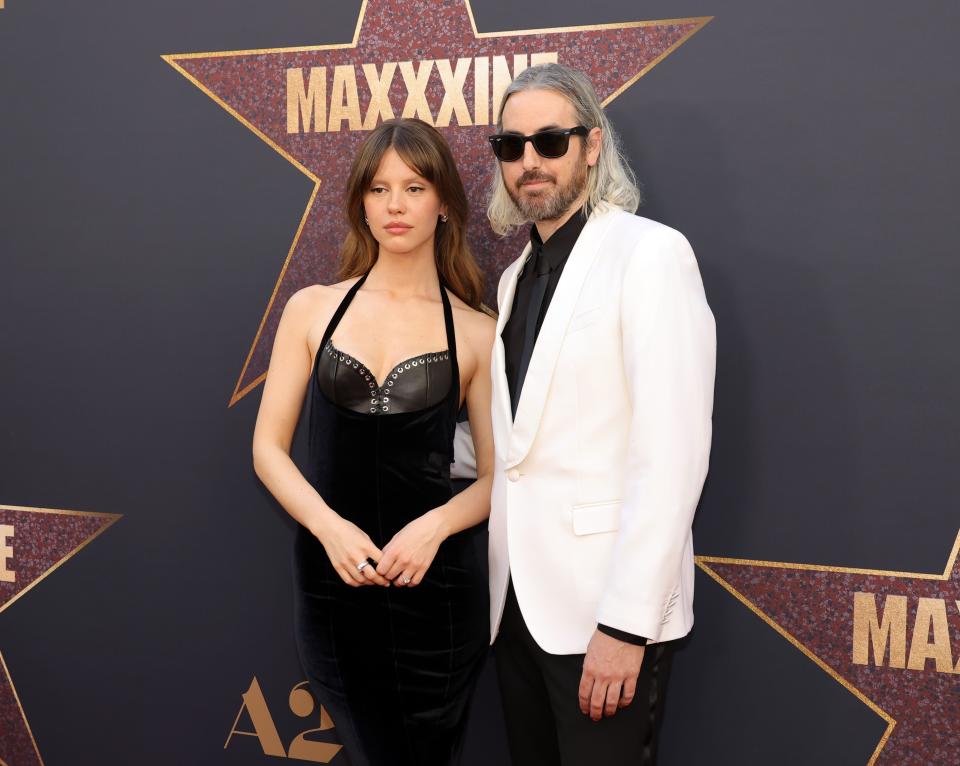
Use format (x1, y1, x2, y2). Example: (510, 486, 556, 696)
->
(316, 338, 452, 415)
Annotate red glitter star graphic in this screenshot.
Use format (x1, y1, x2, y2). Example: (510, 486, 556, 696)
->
(162, 0, 711, 405)
(698, 531, 960, 765)
(0, 504, 120, 766)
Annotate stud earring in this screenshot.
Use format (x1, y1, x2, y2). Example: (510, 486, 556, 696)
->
(440, 213, 448, 223)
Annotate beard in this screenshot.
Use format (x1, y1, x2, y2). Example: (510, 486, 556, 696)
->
(505, 151, 589, 223)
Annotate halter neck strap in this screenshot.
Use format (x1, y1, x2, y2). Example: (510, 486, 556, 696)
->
(319, 272, 368, 349)
(438, 276, 460, 415)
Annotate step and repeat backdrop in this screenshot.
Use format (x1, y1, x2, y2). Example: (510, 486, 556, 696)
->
(1, 1, 957, 764)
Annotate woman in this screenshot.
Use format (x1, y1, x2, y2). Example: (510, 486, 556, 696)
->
(252, 118, 496, 766)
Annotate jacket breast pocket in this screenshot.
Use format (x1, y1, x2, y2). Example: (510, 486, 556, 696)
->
(571, 500, 622, 536)
(566, 306, 605, 334)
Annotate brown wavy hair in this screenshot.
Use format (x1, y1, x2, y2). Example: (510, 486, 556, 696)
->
(337, 118, 486, 311)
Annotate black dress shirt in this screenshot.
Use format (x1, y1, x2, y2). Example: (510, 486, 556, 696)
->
(501, 209, 648, 647)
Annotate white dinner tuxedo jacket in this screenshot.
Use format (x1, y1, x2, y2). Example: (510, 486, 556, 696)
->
(488, 203, 716, 654)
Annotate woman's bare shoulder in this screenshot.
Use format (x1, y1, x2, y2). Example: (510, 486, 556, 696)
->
(447, 292, 497, 347)
(286, 278, 361, 314)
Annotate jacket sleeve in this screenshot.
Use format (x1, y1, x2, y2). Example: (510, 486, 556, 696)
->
(597, 623, 648, 645)
(595, 226, 716, 641)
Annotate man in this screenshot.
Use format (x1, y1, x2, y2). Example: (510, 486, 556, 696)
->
(485, 63, 716, 764)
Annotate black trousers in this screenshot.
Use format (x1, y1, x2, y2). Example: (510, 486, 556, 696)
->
(494, 579, 674, 766)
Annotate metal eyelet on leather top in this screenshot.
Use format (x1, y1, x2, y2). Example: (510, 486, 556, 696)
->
(320, 340, 451, 416)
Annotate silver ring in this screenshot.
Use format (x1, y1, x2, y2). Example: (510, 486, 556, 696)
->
(356, 561, 369, 572)
(402, 576, 412, 584)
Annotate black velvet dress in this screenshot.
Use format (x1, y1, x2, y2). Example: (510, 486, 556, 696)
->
(293, 272, 489, 766)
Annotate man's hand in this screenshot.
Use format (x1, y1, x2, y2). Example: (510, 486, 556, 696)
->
(578, 629, 646, 721)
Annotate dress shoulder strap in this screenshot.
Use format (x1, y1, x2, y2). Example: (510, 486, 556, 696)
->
(319, 272, 369, 348)
(439, 278, 460, 413)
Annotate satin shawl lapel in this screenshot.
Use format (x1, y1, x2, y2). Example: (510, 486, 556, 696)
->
(492, 245, 532, 460)
(508, 208, 616, 467)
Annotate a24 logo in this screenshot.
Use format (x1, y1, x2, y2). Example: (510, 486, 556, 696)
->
(225, 677, 343, 762)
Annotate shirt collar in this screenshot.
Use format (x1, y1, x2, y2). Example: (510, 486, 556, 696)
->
(529, 206, 587, 275)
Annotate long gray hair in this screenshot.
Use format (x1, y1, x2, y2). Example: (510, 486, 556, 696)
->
(486, 63, 641, 235)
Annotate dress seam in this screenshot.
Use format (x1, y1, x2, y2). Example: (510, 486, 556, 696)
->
(377, 415, 415, 759)
(442, 558, 454, 703)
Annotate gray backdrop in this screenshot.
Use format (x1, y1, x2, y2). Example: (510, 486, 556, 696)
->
(1, 1, 957, 764)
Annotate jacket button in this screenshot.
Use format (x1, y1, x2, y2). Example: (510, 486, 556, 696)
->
(507, 469, 520, 482)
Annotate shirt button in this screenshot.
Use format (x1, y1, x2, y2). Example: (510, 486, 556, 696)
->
(507, 469, 520, 482)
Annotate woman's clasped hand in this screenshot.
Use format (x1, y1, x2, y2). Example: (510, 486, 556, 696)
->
(315, 506, 448, 588)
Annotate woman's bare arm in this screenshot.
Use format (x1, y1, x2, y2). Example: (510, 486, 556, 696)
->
(252, 287, 390, 587)
(430, 314, 497, 535)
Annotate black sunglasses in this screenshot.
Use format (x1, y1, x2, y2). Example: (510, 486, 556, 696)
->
(488, 126, 589, 162)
